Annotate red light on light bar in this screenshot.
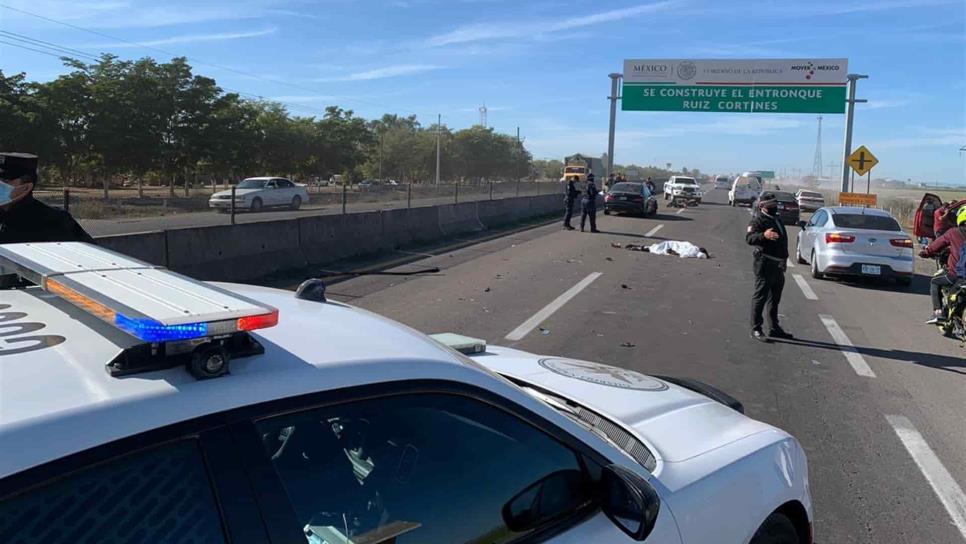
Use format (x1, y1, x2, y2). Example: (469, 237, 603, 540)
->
(237, 310, 279, 332)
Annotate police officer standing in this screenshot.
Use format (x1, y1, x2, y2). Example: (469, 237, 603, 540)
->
(563, 176, 578, 230)
(746, 193, 792, 342)
(580, 173, 599, 233)
(0, 152, 95, 244)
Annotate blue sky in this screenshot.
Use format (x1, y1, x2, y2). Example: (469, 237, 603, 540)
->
(1, 0, 964, 183)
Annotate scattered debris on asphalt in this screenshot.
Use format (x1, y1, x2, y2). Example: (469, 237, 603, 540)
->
(605, 257, 614, 261)
(484, 287, 491, 292)
(620, 342, 636, 347)
(621, 284, 631, 289)
(539, 327, 551, 336)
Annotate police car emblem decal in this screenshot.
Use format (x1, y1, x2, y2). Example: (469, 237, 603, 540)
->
(0, 304, 66, 356)
(538, 358, 668, 391)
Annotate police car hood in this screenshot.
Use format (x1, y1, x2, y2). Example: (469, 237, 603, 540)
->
(477, 346, 775, 463)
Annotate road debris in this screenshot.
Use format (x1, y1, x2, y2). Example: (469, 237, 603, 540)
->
(620, 342, 636, 347)
(539, 327, 550, 336)
(621, 240, 710, 259)
(621, 284, 631, 289)
(484, 287, 491, 292)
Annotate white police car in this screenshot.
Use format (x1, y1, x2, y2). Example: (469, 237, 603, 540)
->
(0, 243, 811, 544)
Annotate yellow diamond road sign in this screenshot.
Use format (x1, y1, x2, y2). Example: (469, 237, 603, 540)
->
(848, 145, 878, 176)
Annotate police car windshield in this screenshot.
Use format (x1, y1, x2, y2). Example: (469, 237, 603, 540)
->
(238, 179, 268, 189)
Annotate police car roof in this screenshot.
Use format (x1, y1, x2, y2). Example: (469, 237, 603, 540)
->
(0, 282, 475, 478)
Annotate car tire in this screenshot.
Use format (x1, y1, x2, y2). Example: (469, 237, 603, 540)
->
(603, 208, 611, 215)
(749, 512, 800, 544)
(290, 196, 302, 210)
(796, 243, 807, 265)
(811, 251, 824, 279)
(250, 197, 262, 212)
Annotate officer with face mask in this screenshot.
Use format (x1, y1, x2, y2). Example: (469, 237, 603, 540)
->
(746, 193, 792, 342)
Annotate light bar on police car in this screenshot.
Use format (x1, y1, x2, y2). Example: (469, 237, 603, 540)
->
(0, 242, 278, 343)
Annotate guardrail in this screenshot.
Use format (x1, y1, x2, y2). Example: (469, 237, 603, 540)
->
(95, 193, 564, 282)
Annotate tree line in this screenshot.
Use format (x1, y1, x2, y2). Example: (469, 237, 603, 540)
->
(0, 55, 532, 196)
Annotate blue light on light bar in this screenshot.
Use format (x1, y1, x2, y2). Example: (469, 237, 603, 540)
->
(115, 314, 209, 342)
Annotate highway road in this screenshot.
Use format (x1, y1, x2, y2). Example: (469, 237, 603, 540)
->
(303, 189, 966, 542)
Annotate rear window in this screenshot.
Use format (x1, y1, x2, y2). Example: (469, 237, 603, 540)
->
(831, 214, 901, 231)
(612, 182, 642, 192)
(564, 166, 585, 174)
(771, 192, 796, 201)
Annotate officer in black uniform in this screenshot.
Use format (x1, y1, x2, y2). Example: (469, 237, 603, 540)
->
(746, 193, 792, 342)
(0, 152, 94, 245)
(580, 173, 599, 233)
(563, 176, 579, 230)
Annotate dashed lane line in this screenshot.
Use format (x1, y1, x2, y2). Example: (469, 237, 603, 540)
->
(645, 224, 664, 237)
(675, 208, 685, 215)
(505, 272, 603, 341)
(792, 274, 818, 300)
(818, 314, 876, 377)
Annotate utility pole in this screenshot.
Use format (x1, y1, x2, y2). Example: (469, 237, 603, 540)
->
(812, 116, 823, 177)
(516, 126, 521, 182)
(840, 73, 868, 192)
(435, 114, 441, 186)
(378, 131, 384, 181)
(606, 73, 621, 179)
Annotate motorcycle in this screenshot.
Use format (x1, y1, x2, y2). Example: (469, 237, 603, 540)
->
(926, 246, 966, 340)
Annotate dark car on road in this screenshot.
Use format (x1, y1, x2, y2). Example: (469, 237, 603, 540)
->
(754, 191, 800, 224)
(604, 182, 658, 217)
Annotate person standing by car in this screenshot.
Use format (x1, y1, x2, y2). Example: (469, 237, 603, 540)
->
(645, 176, 656, 195)
(746, 193, 792, 342)
(0, 152, 94, 245)
(920, 207, 966, 324)
(580, 173, 599, 233)
(605, 173, 615, 191)
(563, 176, 578, 230)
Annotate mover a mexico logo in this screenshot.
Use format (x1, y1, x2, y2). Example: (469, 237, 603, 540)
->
(631, 63, 671, 78)
(791, 61, 841, 80)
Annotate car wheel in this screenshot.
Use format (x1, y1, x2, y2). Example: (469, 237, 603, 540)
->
(796, 243, 807, 264)
(749, 512, 799, 544)
(250, 197, 262, 212)
(811, 251, 824, 279)
(290, 195, 302, 210)
(603, 208, 611, 215)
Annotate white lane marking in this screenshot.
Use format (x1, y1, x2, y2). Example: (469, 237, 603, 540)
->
(505, 272, 602, 341)
(818, 314, 876, 377)
(886, 414, 966, 540)
(645, 224, 663, 237)
(792, 274, 818, 300)
(787, 258, 796, 268)
(675, 208, 685, 215)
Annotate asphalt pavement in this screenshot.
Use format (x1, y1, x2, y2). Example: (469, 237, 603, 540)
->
(304, 190, 966, 543)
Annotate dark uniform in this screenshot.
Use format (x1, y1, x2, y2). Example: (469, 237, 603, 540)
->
(746, 194, 791, 340)
(580, 175, 599, 233)
(0, 152, 94, 245)
(563, 178, 579, 230)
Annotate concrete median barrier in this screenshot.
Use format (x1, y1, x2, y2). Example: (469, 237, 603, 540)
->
(299, 211, 386, 264)
(438, 202, 483, 235)
(97, 231, 167, 266)
(165, 220, 304, 281)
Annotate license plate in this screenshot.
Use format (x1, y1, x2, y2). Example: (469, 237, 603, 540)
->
(620, 196, 628, 200)
(861, 264, 881, 275)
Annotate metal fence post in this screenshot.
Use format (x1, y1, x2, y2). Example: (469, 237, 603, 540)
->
(63, 188, 69, 212)
(455, 182, 459, 204)
(516, 179, 521, 197)
(407, 183, 412, 208)
(230, 185, 236, 225)
(489, 181, 494, 200)
(342, 182, 347, 214)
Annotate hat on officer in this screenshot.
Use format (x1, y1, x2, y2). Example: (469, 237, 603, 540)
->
(758, 192, 778, 206)
(0, 153, 38, 182)
(587, 172, 595, 181)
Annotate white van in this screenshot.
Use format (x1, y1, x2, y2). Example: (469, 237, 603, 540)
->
(729, 173, 763, 207)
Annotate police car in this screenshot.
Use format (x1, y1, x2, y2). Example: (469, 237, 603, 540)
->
(0, 243, 812, 544)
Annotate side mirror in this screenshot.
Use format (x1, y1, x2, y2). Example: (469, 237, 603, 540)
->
(797, 220, 807, 229)
(502, 470, 590, 533)
(600, 464, 660, 541)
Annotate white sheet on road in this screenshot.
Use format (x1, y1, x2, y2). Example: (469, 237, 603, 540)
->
(647, 240, 707, 259)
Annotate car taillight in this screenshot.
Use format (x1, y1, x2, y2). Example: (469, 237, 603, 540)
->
(605, 194, 614, 202)
(826, 233, 855, 243)
(890, 238, 913, 248)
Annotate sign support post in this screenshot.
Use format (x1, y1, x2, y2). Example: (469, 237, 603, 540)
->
(606, 73, 621, 180)
(840, 73, 868, 193)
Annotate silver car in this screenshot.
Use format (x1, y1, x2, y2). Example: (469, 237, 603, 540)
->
(795, 206, 915, 286)
(795, 189, 825, 212)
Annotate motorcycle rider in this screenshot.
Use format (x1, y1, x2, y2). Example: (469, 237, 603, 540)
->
(920, 206, 966, 324)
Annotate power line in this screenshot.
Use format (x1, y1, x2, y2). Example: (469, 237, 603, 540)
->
(0, 3, 435, 118)
(0, 38, 96, 62)
(0, 30, 99, 61)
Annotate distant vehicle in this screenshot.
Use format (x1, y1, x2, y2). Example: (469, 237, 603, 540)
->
(0, 241, 813, 544)
(387, 179, 400, 186)
(209, 177, 309, 212)
(314, 177, 330, 187)
(358, 179, 384, 191)
(330, 174, 344, 186)
(914, 193, 966, 242)
(663, 176, 703, 204)
(753, 191, 800, 225)
(603, 182, 658, 217)
(795, 190, 825, 212)
(729, 173, 763, 207)
(560, 153, 605, 183)
(713, 175, 731, 190)
(796, 206, 914, 286)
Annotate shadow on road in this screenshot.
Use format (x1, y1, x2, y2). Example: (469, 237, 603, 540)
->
(772, 337, 966, 375)
(651, 213, 693, 222)
(592, 230, 648, 238)
(817, 273, 930, 297)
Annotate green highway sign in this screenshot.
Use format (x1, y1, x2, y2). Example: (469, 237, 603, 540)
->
(757, 171, 776, 179)
(622, 59, 848, 114)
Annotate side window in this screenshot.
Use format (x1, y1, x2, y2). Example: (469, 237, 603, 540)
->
(266, 180, 277, 189)
(810, 210, 827, 226)
(0, 440, 227, 543)
(255, 393, 595, 544)
(276, 179, 294, 188)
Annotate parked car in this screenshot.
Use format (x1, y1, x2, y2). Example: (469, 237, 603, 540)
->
(209, 177, 309, 212)
(663, 176, 703, 204)
(796, 206, 914, 286)
(753, 191, 800, 225)
(358, 179, 380, 191)
(713, 175, 731, 190)
(603, 182, 658, 216)
(728, 173, 763, 207)
(913, 193, 966, 243)
(795, 190, 825, 212)
(0, 241, 813, 544)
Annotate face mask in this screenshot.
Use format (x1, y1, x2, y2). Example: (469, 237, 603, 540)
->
(0, 181, 14, 206)
(763, 204, 778, 215)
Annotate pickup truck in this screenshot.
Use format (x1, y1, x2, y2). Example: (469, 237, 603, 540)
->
(663, 176, 703, 206)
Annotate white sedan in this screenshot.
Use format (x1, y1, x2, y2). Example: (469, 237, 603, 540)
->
(1, 241, 813, 544)
(796, 206, 915, 286)
(209, 177, 309, 212)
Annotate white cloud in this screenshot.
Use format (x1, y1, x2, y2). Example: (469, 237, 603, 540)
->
(864, 99, 911, 110)
(82, 27, 277, 49)
(315, 64, 443, 82)
(870, 128, 966, 149)
(425, 1, 676, 47)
